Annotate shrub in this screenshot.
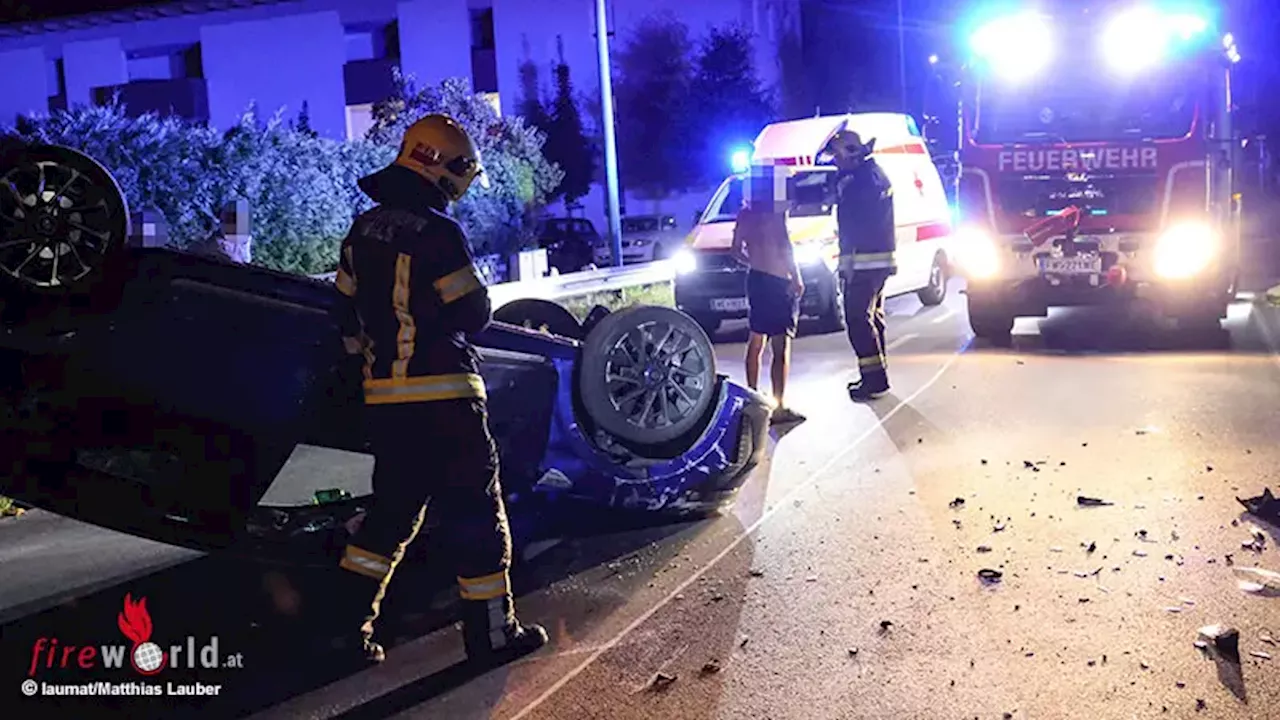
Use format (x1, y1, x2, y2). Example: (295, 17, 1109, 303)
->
(368, 72, 563, 258)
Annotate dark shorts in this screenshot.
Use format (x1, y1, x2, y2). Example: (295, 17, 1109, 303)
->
(746, 269, 799, 338)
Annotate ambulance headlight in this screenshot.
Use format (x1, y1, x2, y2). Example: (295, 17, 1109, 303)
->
(1154, 222, 1217, 279)
(794, 241, 827, 266)
(954, 227, 1001, 280)
(673, 248, 698, 275)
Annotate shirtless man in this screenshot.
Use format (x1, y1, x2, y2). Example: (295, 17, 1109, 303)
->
(730, 164, 806, 424)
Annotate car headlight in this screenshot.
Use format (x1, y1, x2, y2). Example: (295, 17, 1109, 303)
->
(793, 241, 827, 266)
(673, 248, 698, 275)
(953, 227, 1001, 280)
(1154, 222, 1217, 279)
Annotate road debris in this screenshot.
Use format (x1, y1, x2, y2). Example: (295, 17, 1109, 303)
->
(879, 620, 894, 634)
(1234, 567, 1280, 595)
(1085, 541, 1097, 553)
(1238, 488, 1280, 524)
(1242, 527, 1268, 553)
(1078, 496, 1113, 507)
(749, 568, 766, 578)
(1260, 630, 1277, 646)
(700, 660, 722, 676)
(994, 520, 1007, 532)
(1134, 550, 1149, 558)
(1196, 698, 1207, 712)
(977, 545, 993, 553)
(978, 569, 1004, 583)
(1050, 546, 1064, 553)
(950, 497, 966, 509)
(848, 647, 859, 657)
(649, 672, 678, 691)
(1195, 625, 1241, 664)
(1250, 651, 1272, 661)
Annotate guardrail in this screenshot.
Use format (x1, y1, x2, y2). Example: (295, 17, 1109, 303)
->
(310, 259, 676, 308)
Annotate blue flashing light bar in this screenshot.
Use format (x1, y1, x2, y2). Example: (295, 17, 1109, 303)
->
(966, 4, 1222, 80)
(730, 148, 751, 174)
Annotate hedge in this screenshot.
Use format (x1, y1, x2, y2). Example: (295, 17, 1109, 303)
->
(1, 76, 563, 277)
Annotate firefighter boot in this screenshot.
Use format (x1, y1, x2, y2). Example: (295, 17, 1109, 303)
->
(461, 594, 549, 667)
(847, 376, 890, 402)
(321, 572, 387, 668)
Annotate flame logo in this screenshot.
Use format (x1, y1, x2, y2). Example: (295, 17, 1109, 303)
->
(118, 594, 166, 675)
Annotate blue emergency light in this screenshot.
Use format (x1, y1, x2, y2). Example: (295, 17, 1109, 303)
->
(967, 4, 1217, 79)
(730, 148, 751, 174)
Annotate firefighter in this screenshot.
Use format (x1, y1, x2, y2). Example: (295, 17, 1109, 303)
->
(327, 114, 548, 667)
(826, 129, 896, 401)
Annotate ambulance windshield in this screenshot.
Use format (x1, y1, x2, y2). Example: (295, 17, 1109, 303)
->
(700, 170, 836, 224)
(973, 66, 1199, 144)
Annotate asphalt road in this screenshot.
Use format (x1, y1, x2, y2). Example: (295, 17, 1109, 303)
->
(5, 278, 1280, 720)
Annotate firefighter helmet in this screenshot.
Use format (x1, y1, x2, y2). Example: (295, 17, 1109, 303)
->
(392, 114, 490, 202)
(823, 129, 876, 165)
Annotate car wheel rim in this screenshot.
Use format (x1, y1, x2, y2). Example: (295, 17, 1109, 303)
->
(0, 159, 116, 288)
(930, 262, 944, 292)
(603, 319, 710, 431)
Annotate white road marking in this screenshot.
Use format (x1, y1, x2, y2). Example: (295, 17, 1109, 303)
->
(506, 343, 968, 719)
(885, 333, 919, 352)
(931, 307, 957, 324)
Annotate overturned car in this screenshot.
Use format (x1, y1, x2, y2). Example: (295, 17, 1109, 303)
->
(0, 144, 772, 566)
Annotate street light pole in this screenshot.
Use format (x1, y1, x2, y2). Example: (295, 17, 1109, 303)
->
(897, 0, 907, 110)
(595, 0, 624, 267)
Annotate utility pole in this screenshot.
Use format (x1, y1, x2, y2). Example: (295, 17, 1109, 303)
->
(897, 0, 907, 111)
(595, 0, 624, 267)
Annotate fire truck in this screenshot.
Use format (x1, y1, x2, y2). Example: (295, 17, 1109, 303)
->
(949, 4, 1243, 341)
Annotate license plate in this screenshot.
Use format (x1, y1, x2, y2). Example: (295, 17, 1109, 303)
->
(712, 297, 748, 312)
(1039, 255, 1101, 276)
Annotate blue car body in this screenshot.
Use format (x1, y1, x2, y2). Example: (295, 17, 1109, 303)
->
(0, 247, 771, 565)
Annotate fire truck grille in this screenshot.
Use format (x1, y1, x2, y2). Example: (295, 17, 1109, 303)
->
(996, 174, 1161, 219)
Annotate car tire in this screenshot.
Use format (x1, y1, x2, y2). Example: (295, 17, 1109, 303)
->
(815, 270, 847, 334)
(917, 253, 948, 306)
(0, 144, 130, 299)
(493, 298, 585, 340)
(579, 305, 718, 447)
(967, 294, 1015, 346)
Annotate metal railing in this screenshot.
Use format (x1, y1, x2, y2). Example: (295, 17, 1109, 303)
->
(311, 259, 675, 308)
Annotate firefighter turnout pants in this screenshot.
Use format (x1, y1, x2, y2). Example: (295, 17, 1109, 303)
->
(338, 397, 514, 634)
(842, 270, 891, 389)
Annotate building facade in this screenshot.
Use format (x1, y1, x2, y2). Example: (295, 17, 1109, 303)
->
(0, 0, 800, 226)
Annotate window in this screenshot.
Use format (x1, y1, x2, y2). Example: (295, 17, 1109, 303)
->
(125, 46, 199, 82)
(345, 104, 374, 142)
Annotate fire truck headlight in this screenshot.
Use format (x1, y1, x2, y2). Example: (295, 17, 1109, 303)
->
(1154, 223, 1217, 279)
(954, 228, 1001, 280)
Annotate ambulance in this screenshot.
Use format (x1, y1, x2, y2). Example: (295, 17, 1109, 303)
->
(672, 114, 955, 336)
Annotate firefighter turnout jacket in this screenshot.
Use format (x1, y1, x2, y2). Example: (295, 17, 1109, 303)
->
(331, 173, 491, 406)
(835, 159, 897, 274)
